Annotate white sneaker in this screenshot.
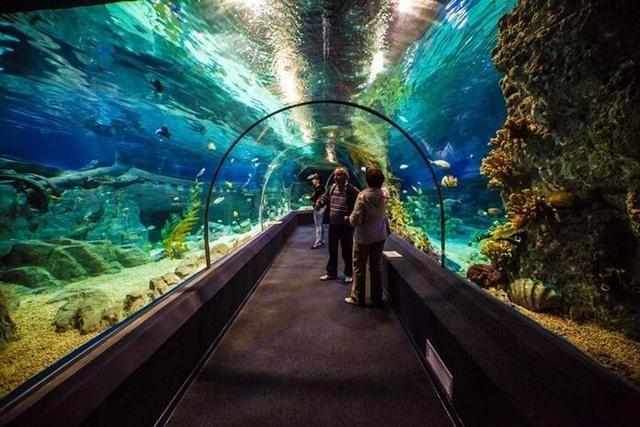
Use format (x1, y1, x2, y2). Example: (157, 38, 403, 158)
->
(320, 274, 337, 281)
(344, 276, 353, 283)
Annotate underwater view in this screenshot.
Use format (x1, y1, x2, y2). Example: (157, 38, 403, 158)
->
(1, 0, 639, 399)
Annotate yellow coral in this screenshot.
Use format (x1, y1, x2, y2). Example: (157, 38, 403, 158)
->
(480, 239, 516, 265)
(507, 188, 544, 228)
(480, 149, 512, 189)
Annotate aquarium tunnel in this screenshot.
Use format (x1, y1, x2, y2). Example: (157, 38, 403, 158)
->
(0, 0, 639, 426)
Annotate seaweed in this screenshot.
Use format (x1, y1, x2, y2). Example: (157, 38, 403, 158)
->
(161, 181, 202, 259)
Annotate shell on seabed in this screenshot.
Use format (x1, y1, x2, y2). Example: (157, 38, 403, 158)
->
(507, 278, 561, 312)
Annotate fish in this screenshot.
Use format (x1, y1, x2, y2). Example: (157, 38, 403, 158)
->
(487, 208, 501, 216)
(306, 174, 317, 179)
(443, 198, 461, 207)
(232, 210, 239, 218)
(246, 198, 252, 202)
(213, 196, 225, 204)
(430, 159, 451, 169)
(255, 126, 271, 144)
(411, 185, 418, 193)
(207, 140, 216, 150)
(230, 158, 235, 163)
(195, 168, 206, 179)
(361, 166, 367, 172)
(469, 154, 474, 159)
(225, 181, 233, 189)
(146, 225, 156, 231)
(177, 185, 185, 192)
(441, 175, 458, 188)
(477, 209, 488, 217)
(217, 219, 222, 223)
(155, 126, 171, 139)
(398, 115, 408, 123)
(402, 190, 408, 194)
(151, 79, 164, 93)
(173, 196, 180, 201)
(399, 164, 409, 170)
(251, 157, 259, 162)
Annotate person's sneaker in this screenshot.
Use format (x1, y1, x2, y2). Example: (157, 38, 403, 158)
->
(344, 297, 364, 306)
(344, 276, 353, 283)
(320, 274, 337, 281)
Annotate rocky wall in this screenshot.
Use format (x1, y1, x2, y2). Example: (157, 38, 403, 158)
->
(480, 0, 640, 337)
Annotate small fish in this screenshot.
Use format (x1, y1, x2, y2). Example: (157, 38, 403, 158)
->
(217, 219, 222, 223)
(469, 154, 474, 159)
(251, 157, 259, 163)
(232, 210, 239, 218)
(399, 164, 409, 170)
(306, 174, 317, 179)
(253, 162, 262, 167)
(361, 166, 367, 172)
(195, 168, 206, 179)
(441, 175, 458, 187)
(477, 209, 488, 217)
(430, 159, 451, 169)
(213, 196, 225, 204)
(177, 185, 185, 192)
(155, 126, 171, 139)
(443, 198, 461, 207)
(146, 225, 156, 231)
(151, 79, 164, 93)
(487, 208, 501, 216)
(173, 196, 180, 201)
(402, 190, 408, 194)
(411, 185, 418, 193)
(246, 197, 252, 202)
(207, 140, 216, 150)
(398, 115, 408, 123)
(225, 181, 233, 189)
(230, 158, 235, 163)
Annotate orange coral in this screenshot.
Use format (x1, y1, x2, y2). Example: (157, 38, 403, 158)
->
(507, 188, 545, 229)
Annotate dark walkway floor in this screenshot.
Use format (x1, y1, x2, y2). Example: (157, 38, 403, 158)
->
(167, 225, 452, 426)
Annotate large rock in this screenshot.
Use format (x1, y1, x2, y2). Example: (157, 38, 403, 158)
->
(0, 266, 62, 288)
(52, 290, 121, 334)
(115, 245, 151, 267)
(0, 290, 18, 348)
(123, 292, 149, 316)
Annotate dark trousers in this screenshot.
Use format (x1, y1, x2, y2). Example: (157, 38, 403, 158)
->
(326, 224, 353, 277)
(350, 240, 385, 304)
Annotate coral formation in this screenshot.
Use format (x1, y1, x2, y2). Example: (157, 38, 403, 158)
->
(161, 181, 202, 258)
(483, 0, 640, 337)
(466, 264, 506, 289)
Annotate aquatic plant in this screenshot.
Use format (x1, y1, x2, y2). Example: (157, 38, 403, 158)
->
(161, 181, 202, 259)
(480, 239, 515, 267)
(507, 278, 561, 312)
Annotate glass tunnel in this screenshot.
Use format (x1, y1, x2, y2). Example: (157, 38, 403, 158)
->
(0, 0, 639, 420)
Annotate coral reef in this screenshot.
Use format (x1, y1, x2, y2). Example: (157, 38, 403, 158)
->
(161, 181, 202, 258)
(466, 264, 507, 289)
(482, 0, 640, 337)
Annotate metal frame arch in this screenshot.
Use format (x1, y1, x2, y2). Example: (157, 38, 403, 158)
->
(203, 100, 447, 266)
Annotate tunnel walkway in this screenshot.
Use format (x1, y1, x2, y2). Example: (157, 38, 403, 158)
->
(167, 225, 453, 426)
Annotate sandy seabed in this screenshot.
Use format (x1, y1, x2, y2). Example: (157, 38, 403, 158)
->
(0, 258, 182, 398)
(486, 288, 640, 387)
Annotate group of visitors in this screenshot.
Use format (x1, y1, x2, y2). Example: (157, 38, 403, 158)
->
(311, 166, 389, 309)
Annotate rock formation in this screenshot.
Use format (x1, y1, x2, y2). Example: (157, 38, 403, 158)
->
(481, 0, 640, 337)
